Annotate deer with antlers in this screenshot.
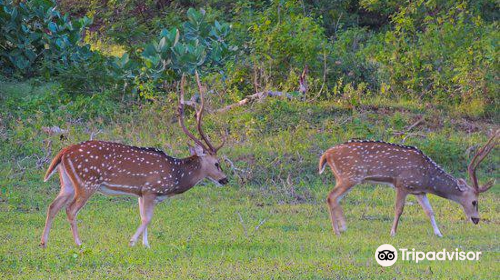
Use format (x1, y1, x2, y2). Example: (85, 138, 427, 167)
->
(40, 72, 227, 248)
(319, 132, 498, 237)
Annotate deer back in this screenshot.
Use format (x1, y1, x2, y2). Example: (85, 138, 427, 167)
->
(58, 140, 200, 196)
(322, 140, 455, 190)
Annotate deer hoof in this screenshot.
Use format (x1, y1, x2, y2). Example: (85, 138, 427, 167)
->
(129, 240, 136, 247)
(39, 242, 47, 248)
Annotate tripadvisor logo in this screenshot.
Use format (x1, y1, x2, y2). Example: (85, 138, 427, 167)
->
(375, 244, 398, 267)
(375, 244, 482, 267)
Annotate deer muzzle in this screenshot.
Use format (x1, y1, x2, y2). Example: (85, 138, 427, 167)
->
(218, 178, 229, 185)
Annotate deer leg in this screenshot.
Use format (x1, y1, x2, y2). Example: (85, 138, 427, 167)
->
(66, 193, 91, 247)
(138, 197, 150, 248)
(334, 206, 347, 232)
(130, 195, 155, 247)
(390, 188, 408, 236)
(415, 194, 443, 237)
(327, 180, 356, 235)
(40, 166, 75, 248)
(333, 186, 354, 232)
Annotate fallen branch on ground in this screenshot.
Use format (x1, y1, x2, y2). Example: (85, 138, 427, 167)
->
(401, 132, 427, 143)
(42, 126, 68, 136)
(216, 66, 308, 113)
(393, 116, 424, 140)
(237, 212, 248, 238)
(223, 156, 249, 177)
(216, 91, 296, 113)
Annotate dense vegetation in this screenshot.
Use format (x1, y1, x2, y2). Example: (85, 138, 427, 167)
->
(2, 0, 498, 116)
(0, 0, 499, 279)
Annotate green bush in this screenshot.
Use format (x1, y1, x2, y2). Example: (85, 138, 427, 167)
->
(325, 27, 379, 98)
(2, 0, 499, 117)
(140, 8, 234, 77)
(247, 0, 327, 88)
(374, 1, 499, 106)
(121, 8, 235, 98)
(0, 0, 93, 77)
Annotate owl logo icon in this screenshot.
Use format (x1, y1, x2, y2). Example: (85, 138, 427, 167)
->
(375, 244, 398, 266)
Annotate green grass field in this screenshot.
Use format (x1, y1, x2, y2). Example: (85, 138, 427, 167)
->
(1, 181, 499, 279)
(1, 80, 499, 279)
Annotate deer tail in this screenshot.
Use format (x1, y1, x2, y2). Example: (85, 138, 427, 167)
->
(44, 149, 66, 182)
(318, 153, 329, 175)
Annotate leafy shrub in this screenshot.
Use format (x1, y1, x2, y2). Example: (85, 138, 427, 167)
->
(325, 27, 379, 98)
(0, 0, 92, 77)
(141, 8, 233, 77)
(373, 1, 499, 106)
(220, 0, 328, 98)
(248, 1, 326, 86)
(60, 0, 247, 50)
(121, 8, 235, 98)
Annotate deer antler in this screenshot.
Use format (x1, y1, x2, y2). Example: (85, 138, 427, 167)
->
(214, 129, 228, 152)
(194, 70, 226, 153)
(178, 74, 210, 152)
(299, 65, 308, 94)
(467, 130, 499, 193)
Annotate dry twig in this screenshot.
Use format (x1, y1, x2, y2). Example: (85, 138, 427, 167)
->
(237, 212, 248, 238)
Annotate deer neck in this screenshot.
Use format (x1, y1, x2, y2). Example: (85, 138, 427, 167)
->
(170, 155, 205, 191)
(428, 170, 463, 200)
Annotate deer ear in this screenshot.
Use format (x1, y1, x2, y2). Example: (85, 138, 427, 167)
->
(457, 178, 469, 192)
(189, 144, 206, 156)
(188, 144, 195, 155)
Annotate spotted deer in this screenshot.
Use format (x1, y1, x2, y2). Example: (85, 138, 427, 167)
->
(319, 132, 498, 237)
(40, 73, 228, 248)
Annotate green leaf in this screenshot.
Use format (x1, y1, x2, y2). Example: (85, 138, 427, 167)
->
(55, 38, 64, 49)
(10, 7, 18, 20)
(187, 8, 200, 22)
(11, 55, 29, 70)
(172, 28, 180, 46)
(142, 44, 157, 58)
(120, 53, 129, 66)
(48, 22, 57, 33)
(158, 37, 168, 52)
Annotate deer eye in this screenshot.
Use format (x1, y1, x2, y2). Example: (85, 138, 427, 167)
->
(472, 201, 478, 210)
(215, 163, 220, 169)
(217, 163, 223, 171)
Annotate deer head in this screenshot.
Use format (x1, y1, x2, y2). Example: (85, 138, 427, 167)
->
(455, 131, 498, 224)
(178, 71, 228, 186)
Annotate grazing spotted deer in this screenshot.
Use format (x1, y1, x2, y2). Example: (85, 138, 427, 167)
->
(40, 73, 228, 248)
(319, 132, 498, 237)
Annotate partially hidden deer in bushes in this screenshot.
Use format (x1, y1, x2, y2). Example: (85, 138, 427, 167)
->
(40, 72, 228, 248)
(319, 132, 498, 237)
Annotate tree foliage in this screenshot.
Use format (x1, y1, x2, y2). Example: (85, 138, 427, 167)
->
(1, 0, 498, 115)
(0, 0, 92, 77)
